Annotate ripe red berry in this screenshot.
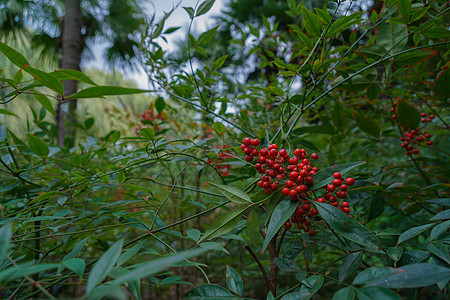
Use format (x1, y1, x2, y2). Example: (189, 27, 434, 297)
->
(333, 172, 341, 179)
(420, 112, 426, 117)
(342, 207, 350, 214)
(316, 197, 325, 203)
(336, 191, 347, 199)
(251, 139, 260, 146)
(412, 149, 419, 154)
(240, 144, 246, 150)
(311, 208, 318, 215)
(285, 180, 294, 188)
(264, 189, 272, 195)
(255, 163, 262, 170)
(309, 229, 316, 237)
(269, 149, 277, 157)
(302, 158, 309, 164)
(260, 148, 269, 156)
(299, 169, 308, 178)
(263, 181, 270, 189)
(279, 149, 287, 157)
(270, 183, 278, 191)
(298, 184, 308, 192)
(327, 184, 335, 192)
(311, 153, 319, 160)
(305, 176, 313, 184)
(303, 204, 311, 211)
(345, 178, 355, 186)
(340, 184, 348, 191)
(427, 141, 433, 145)
(425, 133, 431, 139)
(245, 155, 253, 162)
(293, 148, 302, 156)
(282, 187, 290, 195)
(284, 221, 292, 229)
(331, 202, 338, 207)
(329, 195, 337, 202)
(258, 156, 266, 163)
(243, 147, 252, 155)
(341, 201, 349, 207)
(289, 171, 298, 180)
(289, 189, 297, 198)
(258, 180, 264, 188)
(332, 179, 341, 186)
(251, 148, 259, 156)
(243, 138, 251, 146)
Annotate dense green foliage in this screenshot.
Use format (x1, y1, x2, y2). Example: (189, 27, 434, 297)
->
(0, 0, 449, 299)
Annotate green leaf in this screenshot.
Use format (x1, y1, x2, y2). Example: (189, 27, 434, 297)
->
(397, 0, 411, 21)
(427, 242, 450, 264)
(197, 26, 219, 45)
(87, 285, 126, 300)
(397, 223, 434, 245)
(0, 42, 31, 69)
(367, 84, 380, 102)
(209, 183, 252, 205)
(281, 291, 310, 300)
(27, 134, 49, 157)
(139, 128, 155, 141)
(155, 96, 166, 113)
(116, 240, 144, 267)
(226, 265, 243, 296)
(112, 248, 207, 284)
(66, 86, 152, 99)
(327, 12, 363, 36)
(353, 111, 380, 137)
(430, 220, 450, 241)
(352, 267, 398, 285)
(365, 263, 450, 288)
(14, 69, 23, 83)
(187, 229, 201, 242)
(339, 252, 363, 282)
(0, 263, 59, 283)
(247, 208, 261, 244)
(310, 161, 366, 191)
(199, 207, 246, 242)
(184, 283, 234, 298)
(431, 209, 450, 220)
(213, 122, 226, 136)
(396, 99, 420, 129)
(426, 198, 450, 206)
(387, 246, 403, 262)
(199, 241, 230, 254)
(302, 7, 322, 36)
(23, 66, 64, 95)
(51, 69, 97, 85)
(34, 94, 55, 115)
(262, 198, 298, 253)
(212, 55, 228, 71)
(356, 287, 401, 300)
(377, 23, 407, 54)
(275, 257, 300, 272)
(299, 274, 323, 297)
(0, 108, 19, 118)
(422, 26, 450, 38)
(86, 239, 123, 293)
(332, 287, 356, 300)
(0, 224, 12, 260)
(433, 64, 449, 102)
(62, 258, 85, 277)
(315, 202, 379, 248)
(183, 7, 195, 19)
(196, 0, 216, 17)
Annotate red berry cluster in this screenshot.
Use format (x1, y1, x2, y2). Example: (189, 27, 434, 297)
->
(135, 109, 165, 132)
(240, 137, 356, 237)
(391, 102, 434, 156)
(207, 145, 232, 176)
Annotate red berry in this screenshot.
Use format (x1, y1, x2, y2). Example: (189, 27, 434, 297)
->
(332, 179, 342, 186)
(329, 195, 337, 202)
(285, 180, 294, 188)
(333, 172, 341, 179)
(327, 184, 335, 192)
(425, 133, 431, 139)
(302, 158, 309, 164)
(269, 149, 277, 157)
(282, 187, 290, 195)
(264, 189, 272, 195)
(251, 139, 260, 146)
(245, 155, 253, 162)
(331, 202, 338, 207)
(293, 148, 302, 156)
(305, 176, 313, 184)
(345, 178, 355, 186)
(420, 112, 426, 117)
(243, 147, 252, 155)
(299, 169, 308, 178)
(243, 138, 251, 146)
(240, 144, 246, 150)
(341, 202, 349, 207)
(303, 204, 311, 211)
(412, 149, 419, 154)
(279, 149, 287, 157)
(336, 191, 347, 199)
(289, 171, 298, 180)
(392, 114, 396, 119)
(342, 207, 350, 214)
(260, 148, 269, 156)
(263, 181, 270, 189)
(316, 197, 326, 203)
(309, 229, 316, 237)
(340, 184, 348, 191)
(255, 163, 262, 170)
(270, 183, 278, 191)
(258, 180, 264, 188)
(311, 153, 319, 160)
(426, 141, 433, 145)
(285, 221, 292, 229)
(258, 156, 266, 163)
(298, 184, 308, 192)
(289, 157, 299, 165)
(311, 208, 318, 215)
(289, 189, 297, 198)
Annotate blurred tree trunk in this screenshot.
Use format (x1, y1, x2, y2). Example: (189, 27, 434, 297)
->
(57, 0, 82, 147)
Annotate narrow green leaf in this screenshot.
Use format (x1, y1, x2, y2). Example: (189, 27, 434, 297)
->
(199, 241, 229, 254)
(209, 183, 252, 205)
(339, 252, 363, 282)
(155, 96, 166, 113)
(247, 208, 262, 244)
(397, 0, 411, 20)
(34, 94, 55, 115)
(315, 202, 379, 248)
(0, 263, 59, 283)
(310, 161, 366, 191)
(23, 66, 64, 95)
(51, 69, 97, 85)
(365, 263, 450, 288)
(117, 240, 144, 267)
(187, 229, 201, 242)
(397, 223, 434, 245)
(27, 134, 49, 157)
(262, 198, 298, 253)
(425, 198, 450, 206)
(86, 239, 123, 293)
(14, 69, 23, 83)
(431, 209, 450, 220)
(0, 224, 12, 260)
(212, 55, 228, 71)
(184, 283, 233, 298)
(139, 128, 155, 141)
(356, 287, 401, 300)
(197, 26, 219, 45)
(199, 207, 246, 242)
(396, 99, 420, 129)
(0, 42, 31, 69)
(302, 7, 322, 35)
(427, 242, 450, 264)
(332, 287, 356, 300)
(213, 122, 226, 136)
(66, 86, 152, 99)
(196, 0, 215, 17)
(63, 258, 85, 277)
(112, 248, 207, 284)
(226, 265, 243, 296)
(0, 108, 19, 118)
(183, 7, 195, 19)
(430, 220, 450, 241)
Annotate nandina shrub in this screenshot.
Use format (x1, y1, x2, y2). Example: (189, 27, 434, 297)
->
(0, 0, 449, 299)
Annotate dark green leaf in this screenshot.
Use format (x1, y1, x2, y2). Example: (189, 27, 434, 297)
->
(209, 183, 252, 205)
(356, 287, 401, 300)
(315, 202, 379, 248)
(212, 55, 228, 71)
(397, 0, 411, 20)
(387, 247, 404, 262)
(431, 209, 450, 220)
(14, 69, 23, 83)
(425, 198, 450, 206)
(34, 94, 55, 115)
(422, 26, 450, 38)
(183, 7, 195, 19)
(155, 96, 166, 113)
(51, 69, 97, 85)
(377, 23, 407, 54)
(213, 122, 226, 136)
(184, 283, 234, 298)
(339, 252, 362, 282)
(187, 229, 201, 242)
(275, 257, 300, 272)
(0, 42, 31, 69)
(199, 241, 229, 254)
(23, 66, 64, 95)
(0, 108, 19, 118)
(117, 240, 144, 267)
(332, 287, 356, 300)
(112, 248, 208, 284)
(27, 134, 49, 157)
(199, 207, 246, 242)
(66, 86, 152, 99)
(353, 111, 380, 137)
(396, 99, 420, 129)
(197, 26, 219, 45)
(397, 223, 434, 245)
(139, 128, 155, 141)
(196, 0, 216, 17)
(63, 258, 85, 277)
(367, 84, 380, 101)
(0, 224, 12, 260)
(281, 291, 310, 300)
(427, 242, 450, 264)
(86, 239, 123, 293)
(262, 198, 298, 253)
(226, 265, 243, 296)
(302, 7, 322, 35)
(433, 65, 449, 102)
(430, 220, 450, 241)
(247, 208, 261, 245)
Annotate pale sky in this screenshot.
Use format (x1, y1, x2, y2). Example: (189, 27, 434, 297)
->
(85, 0, 226, 88)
